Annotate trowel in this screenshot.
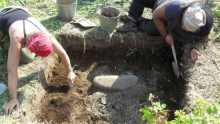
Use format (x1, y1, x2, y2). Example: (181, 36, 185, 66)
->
(71, 18, 96, 29)
(67, 66, 76, 94)
(171, 43, 180, 78)
(67, 80, 73, 94)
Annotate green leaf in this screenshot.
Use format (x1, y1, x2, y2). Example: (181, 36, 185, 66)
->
(193, 119, 202, 124)
(207, 106, 212, 115)
(149, 93, 153, 101)
(193, 108, 200, 117)
(201, 120, 207, 124)
(215, 103, 220, 110)
(174, 111, 180, 116)
(216, 10, 220, 16)
(142, 114, 148, 121)
(139, 108, 143, 112)
(144, 106, 148, 109)
(161, 103, 166, 109)
(146, 113, 154, 120)
(212, 106, 217, 115)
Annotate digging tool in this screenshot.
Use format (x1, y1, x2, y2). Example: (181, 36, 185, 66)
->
(171, 42, 180, 78)
(167, 33, 181, 78)
(67, 66, 76, 94)
(67, 80, 73, 94)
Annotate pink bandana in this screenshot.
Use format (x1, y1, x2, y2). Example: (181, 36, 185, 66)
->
(27, 33, 52, 57)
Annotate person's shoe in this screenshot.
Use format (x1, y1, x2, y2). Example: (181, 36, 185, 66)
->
(119, 12, 129, 22)
(116, 19, 138, 32)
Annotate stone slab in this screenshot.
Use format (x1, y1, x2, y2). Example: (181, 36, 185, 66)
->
(93, 75, 138, 90)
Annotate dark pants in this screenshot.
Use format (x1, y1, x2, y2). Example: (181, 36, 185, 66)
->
(129, 0, 163, 36)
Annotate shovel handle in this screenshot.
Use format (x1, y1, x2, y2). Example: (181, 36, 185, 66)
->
(171, 43, 178, 64)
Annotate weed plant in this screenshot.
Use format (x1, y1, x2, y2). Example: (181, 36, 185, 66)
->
(140, 93, 220, 124)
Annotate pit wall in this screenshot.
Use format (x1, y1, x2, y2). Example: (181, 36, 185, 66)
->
(58, 23, 165, 52)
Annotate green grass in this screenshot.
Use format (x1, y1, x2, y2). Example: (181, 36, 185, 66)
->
(213, 2, 220, 41)
(0, 0, 131, 35)
(77, 0, 129, 19)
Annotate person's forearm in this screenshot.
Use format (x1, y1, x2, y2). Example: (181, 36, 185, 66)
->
(59, 50, 73, 73)
(153, 18, 167, 38)
(8, 70, 18, 99)
(50, 37, 73, 73)
(190, 36, 209, 51)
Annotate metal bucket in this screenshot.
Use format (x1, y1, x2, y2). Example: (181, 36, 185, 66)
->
(98, 7, 120, 32)
(54, 0, 77, 21)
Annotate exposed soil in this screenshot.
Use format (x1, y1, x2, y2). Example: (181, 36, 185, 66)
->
(2, 29, 217, 124)
(35, 45, 186, 124)
(0, 1, 219, 124)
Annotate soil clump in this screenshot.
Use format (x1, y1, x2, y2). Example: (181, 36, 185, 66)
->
(102, 12, 116, 17)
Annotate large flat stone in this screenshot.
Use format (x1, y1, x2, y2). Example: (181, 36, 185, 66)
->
(93, 75, 138, 90)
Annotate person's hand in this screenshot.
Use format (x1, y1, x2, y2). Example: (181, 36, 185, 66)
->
(164, 35, 174, 45)
(190, 48, 200, 63)
(3, 98, 20, 115)
(67, 71, 76, 84)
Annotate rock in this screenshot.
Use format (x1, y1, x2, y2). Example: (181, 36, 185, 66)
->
(113, 102, 123, 111)
(101, 97, 107, 105)
(119, 12, 129, 21)
(87, 92, 106, 103)
(93, 75, 138, 90)
(99, 104, 107, 114)
(86, 108, 91, 111)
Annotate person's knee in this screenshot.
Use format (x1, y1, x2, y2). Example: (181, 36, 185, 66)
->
(20, 48, 35, 64)
(20, 54, 35, 64)
(20, 58, 34, 64)
(138, 19, 160, 36)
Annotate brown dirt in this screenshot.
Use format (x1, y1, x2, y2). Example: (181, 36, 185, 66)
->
(33, 43, 186, 123)
(1, 31, 219, 124)
(102, 12, 116, 17)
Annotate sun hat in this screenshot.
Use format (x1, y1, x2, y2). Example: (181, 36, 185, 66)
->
(27, 33, 52, 57)
(182, 6, 206, 32)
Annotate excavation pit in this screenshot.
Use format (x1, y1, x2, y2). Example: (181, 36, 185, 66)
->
(7, 24, 191, 123)
(35, 43, 186, 123)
